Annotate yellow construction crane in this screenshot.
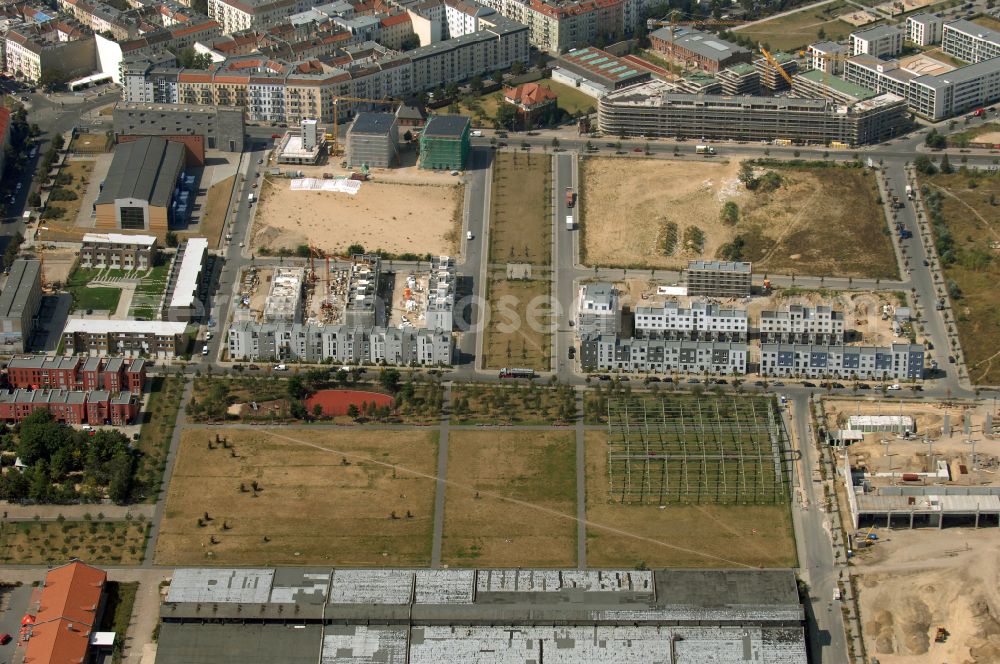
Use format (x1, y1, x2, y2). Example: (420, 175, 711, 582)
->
(328, 95, 403, 156)
(759, 46, 796, 88)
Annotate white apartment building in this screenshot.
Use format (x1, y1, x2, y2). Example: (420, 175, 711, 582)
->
(906, 13, 943, 47)
(445, 0, 496, 37)
(425, 256, 456, 332)
(207, 0, 311, 34)
(942, 18, 1000, 63)
(576, 282, 620, 335)
(850, 25, 904, 58)
(633, 300, 748, 341)
(758, 305, 845, 344)
(808, 41, 849, 75)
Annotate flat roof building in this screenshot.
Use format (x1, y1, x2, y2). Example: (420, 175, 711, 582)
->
(0, 259, 42, 353)
(62, 319, 189, 357)
(649, 27, 751, 73)
(943, 18, 1000, 63)
(95, 136, 187, 236)
(80, 232, 157, 271)
(576, 282, 620, 336)
(425, 255, 455, 332)
(851, 24, 904, 58)
(164, 237, 208, 321)
(552, 46, 651, 97)
(418, 115, 470, 170)
(113, 101, 246, 153)
(346, 112, 399, 168)
(907, 13, 944, 46)
(686, 260, 752, 298)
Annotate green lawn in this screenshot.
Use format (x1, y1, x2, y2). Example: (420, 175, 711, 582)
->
(129, 264, 170, 319)
(738, 1, 856, 51)
(537, 80, 597, 116)
(71, 286, 122, 312)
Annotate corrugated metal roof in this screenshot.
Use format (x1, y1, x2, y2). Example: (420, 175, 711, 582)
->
(95, 136, 185, 208)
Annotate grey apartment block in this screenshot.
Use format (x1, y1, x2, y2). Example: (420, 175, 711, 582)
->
(942, 19, 1000, 64)
(0, 259, 41, 353)
(759, 343, 924, 380)
(576, 282, 620, 335)
(113, 102, 246, 152)
(686, 260, 752, 298)
(580, 334, 747, 375)
(346, 112, 398, 168)
(227, 321, 452, 365)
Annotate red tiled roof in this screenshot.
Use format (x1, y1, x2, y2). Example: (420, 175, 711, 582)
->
(504, 82, 557, 107)
(24, 562, 106, 664)
(380, 13, 410, 27)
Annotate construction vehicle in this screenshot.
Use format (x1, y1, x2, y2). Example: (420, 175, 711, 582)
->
(935, 627, 949, 643)
(327, 95, 402, 156)
(695, 145, 716, 155)
(565, 187, 575, 208)
(905, 184, 914, 199)
(759, 46, 795, 88)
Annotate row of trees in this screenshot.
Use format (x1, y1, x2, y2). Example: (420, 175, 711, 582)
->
(0, 411, 135, 503)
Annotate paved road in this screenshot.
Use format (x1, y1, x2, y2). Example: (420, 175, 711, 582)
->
(457, 147, 492, 369)
(553, 153, 576, 381)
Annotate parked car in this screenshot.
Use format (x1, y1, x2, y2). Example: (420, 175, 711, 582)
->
(0, 633, 11, 645)
(248, 364, 261, 370)
(686, 378, 700, 384)
(887, 384, 901, 390)
(857, 383, 871, 390)
(802, 381, 817, 387)
(202, 345, 209, 355)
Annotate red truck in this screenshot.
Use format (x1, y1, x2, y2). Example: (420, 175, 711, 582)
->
(565, 187, 575, 208)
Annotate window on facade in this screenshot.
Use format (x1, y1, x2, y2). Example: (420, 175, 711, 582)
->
(119, 206, 146, 229)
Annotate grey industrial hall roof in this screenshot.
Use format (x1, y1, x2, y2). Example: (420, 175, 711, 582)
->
(156, 623, 323, 664)
(96, 136, 185, 208)
(422, 114, 470, 137)
(349, 112, 397, 136)
(0, 259, 40, 319)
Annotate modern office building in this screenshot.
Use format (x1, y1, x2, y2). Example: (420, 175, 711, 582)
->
(94, 137, 187, 235)
(576, 282, 621, 335)
(808, 41, 849, 75)
(942, 18, 1000, 63)
(851, 25, 904, 58)
(580, 335, 748, 375)
(907, 13, 944, 46)
(113, 102, 246, 153)
(346, 112, 399, 168)
(7, 355, 146, 393)
(162, 238, 208, 322)
(685, 260, 752, 298)
(80, 233, 157, 270)
(633, 300, 748, 341)
(418, 114, 470, 170)
(598, 82, 910, 146)
(62, 319, 189, 357)
(758, 305, 845, 344)
(649, 27, 751, 73)
(759, 343, 924, 380)
(226, 321, 453, 364)
(0, 259, 42, 353)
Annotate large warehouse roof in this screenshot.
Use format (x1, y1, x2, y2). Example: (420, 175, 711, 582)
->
(96, 136, 185, 208)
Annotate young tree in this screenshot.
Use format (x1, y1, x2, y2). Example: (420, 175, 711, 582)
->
(347, 404, 360, 420)
(719, 201, 739, 225)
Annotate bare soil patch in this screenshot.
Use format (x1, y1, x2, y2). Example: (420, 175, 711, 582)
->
(252, 173, 461, 257)
(156, 427, 438, 566)
(441, 430, 576, 567)
(854, 528, 1000, 663)
(581, 158, 896, 278)
(584, 432, 797, 568)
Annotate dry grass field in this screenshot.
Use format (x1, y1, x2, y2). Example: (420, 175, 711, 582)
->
(42, 160, 95, 241)
(489, 151, 551, 265)
(920, 171, 1000, 385)
(482, 274, 551, 371)
(252, 175, 462, 257)
(584, 432, 797, 568)
(181, 174, 234, 247)
(156, 428, 438, 566)
(441, 430, 577, 568)
(737, 0, 855, 51)
(580, 157, 897, 278)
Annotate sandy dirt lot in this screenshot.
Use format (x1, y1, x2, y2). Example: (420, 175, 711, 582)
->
(156, 427, 438, 566)
(584, 432, 797, 568)
(854, 528, 1000, 663)
(441, 430, 577, 568)
(581, 158, 896, 278)
(252, 163, 462, 256)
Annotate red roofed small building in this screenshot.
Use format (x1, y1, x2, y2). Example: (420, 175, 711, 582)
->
(503, 82, 557, 128)
(24, 561, 108, 664)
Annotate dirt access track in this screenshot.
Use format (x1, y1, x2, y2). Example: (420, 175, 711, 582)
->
(855, 528, 1000, 663)
(580, 157, 897, 279)
(252, 162, 462, 256)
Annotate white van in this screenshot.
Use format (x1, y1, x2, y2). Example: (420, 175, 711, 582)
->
(471, 130, 483, 137)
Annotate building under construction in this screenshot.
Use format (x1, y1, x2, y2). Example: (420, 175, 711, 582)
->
(418, 115, 470, 171)
(605, 394, 792, 506)
(344, 254, 385, 328)
(263, 267, 305, 324)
